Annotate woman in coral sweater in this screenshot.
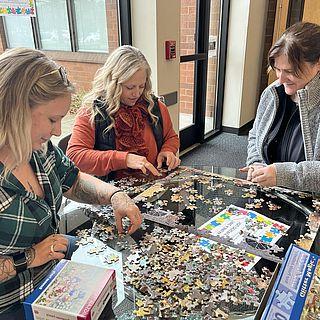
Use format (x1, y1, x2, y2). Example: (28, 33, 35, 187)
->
(67, 45, 180, 181)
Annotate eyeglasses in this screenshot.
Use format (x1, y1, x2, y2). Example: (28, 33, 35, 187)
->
(38, 66, 69, 86)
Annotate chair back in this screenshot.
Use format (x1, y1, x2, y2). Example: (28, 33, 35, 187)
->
(58, 133, 71, 154)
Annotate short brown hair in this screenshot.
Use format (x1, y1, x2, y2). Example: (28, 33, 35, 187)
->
(268, 22, 320, 76)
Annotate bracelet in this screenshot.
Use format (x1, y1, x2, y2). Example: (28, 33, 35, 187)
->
(110, 189, 124, 201)
(11, 252, 28, 273)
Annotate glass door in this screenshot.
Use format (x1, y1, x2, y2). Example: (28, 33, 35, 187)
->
(179, 0, 229, 151)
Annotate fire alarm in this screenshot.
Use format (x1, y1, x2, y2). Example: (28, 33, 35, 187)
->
(165, 40, 176, 60)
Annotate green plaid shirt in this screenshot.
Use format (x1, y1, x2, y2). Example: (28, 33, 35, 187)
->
(0, 141, 79, 313)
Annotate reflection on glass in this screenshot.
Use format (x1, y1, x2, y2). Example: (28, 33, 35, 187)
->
(179, 61, 195, 130)
(205, 0, 221, 134)
(180, 0, 197, 55)
(74, 0, 108, 53)
(37, 0, 71, 51)
(3, 16, 34, 48)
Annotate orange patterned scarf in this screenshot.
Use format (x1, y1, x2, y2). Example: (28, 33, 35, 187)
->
(114, 99, 149, 157)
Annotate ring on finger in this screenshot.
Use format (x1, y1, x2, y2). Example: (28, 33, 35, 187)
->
(50, 244, 56, 255)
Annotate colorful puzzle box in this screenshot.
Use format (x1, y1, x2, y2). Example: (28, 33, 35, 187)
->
(23, 259, 116, 320)
(261, 244, 319, 320)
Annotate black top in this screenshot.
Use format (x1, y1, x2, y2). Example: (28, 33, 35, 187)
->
(263, 86, 305, 164)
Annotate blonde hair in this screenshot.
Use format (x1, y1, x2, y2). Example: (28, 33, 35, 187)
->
(0, 47, 74, 175)
(83, 45, 157, 131)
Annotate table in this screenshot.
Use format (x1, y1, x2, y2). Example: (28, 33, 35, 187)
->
(64, 166, 320, 319)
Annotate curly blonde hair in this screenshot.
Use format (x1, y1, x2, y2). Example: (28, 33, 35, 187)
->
(83, 45, 157, 131)
(0, 48, 74, 174)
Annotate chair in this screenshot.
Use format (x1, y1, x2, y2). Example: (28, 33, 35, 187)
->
(58, 133, 71, 154)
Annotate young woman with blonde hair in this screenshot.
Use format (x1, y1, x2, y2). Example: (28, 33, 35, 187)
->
(67, 45, 180, 181)
(0, 48, 141, 319)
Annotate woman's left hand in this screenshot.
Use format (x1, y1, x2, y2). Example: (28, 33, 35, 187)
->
(157, 151, 181, 170)
(110, 191, 143, 234)
(251, 164, 276, 187)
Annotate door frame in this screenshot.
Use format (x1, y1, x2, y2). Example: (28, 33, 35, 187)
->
(179, 0, 230, 151)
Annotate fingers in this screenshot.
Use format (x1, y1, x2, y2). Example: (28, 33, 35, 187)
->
(166, 154, 174, 170)
(144, 162, 160, 176)
(251, 166, 276, 187)
(158, 152, 180, 171)
(247, 166, 255, 181)
(51, 242, 68, 254)
(167, 155, 180, 170)
(172, 157, 181, 170)
(127, 208, 143, 234)
(157, 155, 164, 169)
(114, 207, 142, 235)
(48, 235, 68, 258)
(114, 214, 124, 235)
(32, 234, 69, 267)
(239, 166, 254, 180)
(251, 167, 265, 181)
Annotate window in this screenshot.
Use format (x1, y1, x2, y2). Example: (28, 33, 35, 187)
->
(4, 16, 34, 48)
(74, 0, 108, 52)
(37, 0, 71, 51)
(2, 0, 119, 53)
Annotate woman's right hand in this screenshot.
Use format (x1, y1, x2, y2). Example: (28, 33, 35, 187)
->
(239, 163, 266, 181)
(30, 234, 68, 268)
(126, 153, 160, 176)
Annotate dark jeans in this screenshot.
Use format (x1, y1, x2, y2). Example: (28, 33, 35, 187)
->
(0, 235, 79, 320)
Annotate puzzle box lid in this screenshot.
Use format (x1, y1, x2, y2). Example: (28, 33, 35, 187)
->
(24, 259, 115, 319)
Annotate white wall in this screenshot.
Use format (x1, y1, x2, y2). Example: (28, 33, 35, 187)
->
(131, 0, 180, 134)
(131, 0, 268, 134)
(222, 0, 268, 129)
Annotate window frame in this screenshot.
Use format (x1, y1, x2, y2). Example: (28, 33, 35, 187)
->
(0, 0, 132, 62)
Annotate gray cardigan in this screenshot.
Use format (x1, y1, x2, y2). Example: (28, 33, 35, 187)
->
(247, 74, 320, 193)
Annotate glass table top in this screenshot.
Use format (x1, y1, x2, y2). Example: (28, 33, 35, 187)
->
(65, 166, 320, 319)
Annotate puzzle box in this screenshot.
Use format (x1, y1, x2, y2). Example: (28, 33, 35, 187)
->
(24, 259, 115, 320)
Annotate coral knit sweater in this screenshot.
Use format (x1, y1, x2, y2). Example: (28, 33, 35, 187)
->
(66, 100, 179, 177)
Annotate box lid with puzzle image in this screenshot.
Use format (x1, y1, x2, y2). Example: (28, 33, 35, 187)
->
(23, 259, 116, 320)
(259, 244, 319, 320)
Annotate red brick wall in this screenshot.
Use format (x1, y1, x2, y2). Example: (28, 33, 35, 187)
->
(56, 60, 101, 92)
(180, 0, 197, 116)
(106, 0, 119, 54)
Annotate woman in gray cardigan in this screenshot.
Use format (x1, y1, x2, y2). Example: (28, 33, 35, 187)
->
(243, 22, 320, 193)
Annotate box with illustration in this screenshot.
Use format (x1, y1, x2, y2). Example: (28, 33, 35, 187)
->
(260, 244, 319, 320)
(23, 259, 116, 320)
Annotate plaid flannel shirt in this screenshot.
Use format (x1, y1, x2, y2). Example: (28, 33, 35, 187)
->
(0, 141, 79, 313)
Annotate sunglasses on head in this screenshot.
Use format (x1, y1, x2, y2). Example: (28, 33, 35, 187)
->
(38, 66, 69, 86)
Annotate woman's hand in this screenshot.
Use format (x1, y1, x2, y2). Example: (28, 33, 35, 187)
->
(30, 234, 68, 268)
(110, 191, 143, 234)
(239, 163, 266, 181)
(126, 153, 160, 176)
(157, 151, 181, 170)
(251, 164, 277, 187)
